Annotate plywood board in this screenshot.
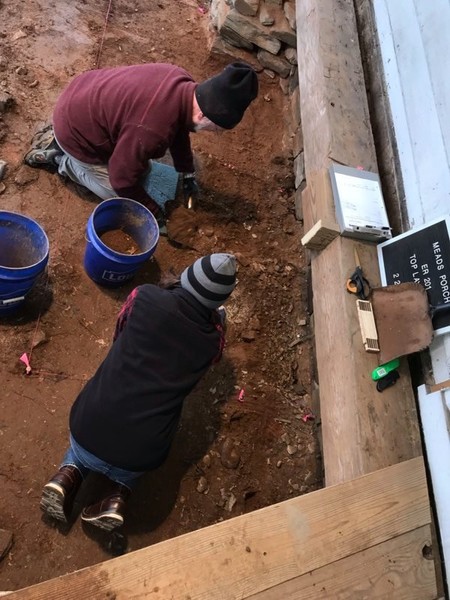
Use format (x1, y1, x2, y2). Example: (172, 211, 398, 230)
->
(8, 458, 430, 600)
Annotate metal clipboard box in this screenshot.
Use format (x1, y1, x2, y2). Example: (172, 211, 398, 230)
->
(329, 163, 392, 242)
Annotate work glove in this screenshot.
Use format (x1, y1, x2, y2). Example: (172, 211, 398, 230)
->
(152, 205, 167, 236)
(182, 173, 199, 209)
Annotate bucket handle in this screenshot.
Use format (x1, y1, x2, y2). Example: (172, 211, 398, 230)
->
(1, 296, 26, 306)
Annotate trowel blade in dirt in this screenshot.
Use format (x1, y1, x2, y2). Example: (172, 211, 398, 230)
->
(371, 282, 434, 364)
(166, 205, 200, 250)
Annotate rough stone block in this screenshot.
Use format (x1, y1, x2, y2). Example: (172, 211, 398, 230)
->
(284, 0, 296, 30)
(208, 32, 262, 71)
(292, 127, 304, 158)
(259, 4, 275, 26)
(232, 0, 259, 17)
(294, 186, 303, 221)
(257, 48, 291, 78)
(294, 151, 305, 189)
(223, 8, 282, 54)
(290, 85, 301, 129)
(284, 47, 297, 65)
(271, 12, 297, 47)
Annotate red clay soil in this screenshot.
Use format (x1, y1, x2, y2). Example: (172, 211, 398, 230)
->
(0, 0, 321, 591)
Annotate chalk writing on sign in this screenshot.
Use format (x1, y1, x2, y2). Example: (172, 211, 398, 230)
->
(377, 217, 450, 333)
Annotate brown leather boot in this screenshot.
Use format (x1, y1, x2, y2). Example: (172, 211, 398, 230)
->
(81, 484, 130, 531)
(40, 465, 83, 523)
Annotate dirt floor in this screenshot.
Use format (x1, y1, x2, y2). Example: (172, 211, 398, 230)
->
(0, 0, 321, 591)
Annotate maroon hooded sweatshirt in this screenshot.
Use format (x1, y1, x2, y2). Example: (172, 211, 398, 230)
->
(53, 63, 197, 209)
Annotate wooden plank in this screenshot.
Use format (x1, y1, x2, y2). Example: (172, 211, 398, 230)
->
(9, 458, 430, 600)
(296, 0, 378, 236)
(428, 379, 450, 393)
(301, 218, 340, 250)
(312, 236, 422, 485)
(246, 526, 437, 599)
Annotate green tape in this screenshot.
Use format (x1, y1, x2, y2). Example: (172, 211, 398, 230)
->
(372, 358, 400, 381)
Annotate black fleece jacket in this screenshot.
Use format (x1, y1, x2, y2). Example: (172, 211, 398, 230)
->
(69, 284, 224, 471)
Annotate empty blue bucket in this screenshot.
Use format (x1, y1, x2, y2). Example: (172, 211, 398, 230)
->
(84, 198, 159, 287)
(0, 211, 49, 313)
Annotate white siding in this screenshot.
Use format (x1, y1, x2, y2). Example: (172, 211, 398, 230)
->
(374, 1, 450, 577)
(373, 0, 450, 380)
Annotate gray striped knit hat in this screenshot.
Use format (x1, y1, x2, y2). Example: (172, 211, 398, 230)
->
(181, 254, 236, 309)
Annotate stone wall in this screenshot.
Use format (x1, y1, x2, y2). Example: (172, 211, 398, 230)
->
(207, 0, 304, 219)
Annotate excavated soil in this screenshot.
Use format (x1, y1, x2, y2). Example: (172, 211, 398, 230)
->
(0, 0, 321, 591)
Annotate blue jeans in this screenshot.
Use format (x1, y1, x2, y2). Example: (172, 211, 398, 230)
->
(61, 434, 145, 490)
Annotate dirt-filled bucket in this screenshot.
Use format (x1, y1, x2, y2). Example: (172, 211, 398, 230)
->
(84, 198, 159, 287)
(0, 211, 49, 313)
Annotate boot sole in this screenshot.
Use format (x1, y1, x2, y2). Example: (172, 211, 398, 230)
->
(40, 484, 68, 523)
(81, 513, 124, 531)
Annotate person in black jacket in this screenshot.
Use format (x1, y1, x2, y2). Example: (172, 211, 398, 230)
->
(40, 253, 236, 531)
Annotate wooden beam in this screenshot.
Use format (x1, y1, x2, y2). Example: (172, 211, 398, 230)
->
(9, 458, 430, 599)
(296, 0, 378, 241)
(312, 236, 422, 486)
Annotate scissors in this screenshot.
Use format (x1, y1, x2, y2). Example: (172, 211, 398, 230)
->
(346, 248, 371, 300)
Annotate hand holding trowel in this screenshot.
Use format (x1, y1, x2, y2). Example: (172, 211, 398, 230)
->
(166, 173, 201, 249)
(182, 173, 199, 211)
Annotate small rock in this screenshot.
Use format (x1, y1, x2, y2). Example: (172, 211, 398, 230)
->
(15, 66, 28, 76)
(12, 30, 27, 41)
(202, 227, 214, 237)
(280, 432, 290, 444)
(276, 460, 282, 468)
(31, 328, 47, 349)
(202, 454, 211, 468)
(196, 476, 209, 494)
(287, 444, 298, 455)
(29, 80, 39, 88)
(0, 182, 5, 195)
(0, 160, 7, 180)
(14, 166, 39, 186)
(235, 252, 250, 267)
(0, 90, 14, 114)
(224, 492, 237, 512)
(220, 438, 241, 469)
(241, 330, 257, 343)
(293, 383, 306, 395)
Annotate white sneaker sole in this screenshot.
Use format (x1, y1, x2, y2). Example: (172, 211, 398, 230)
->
(40, 483, 68, 523)
(81, 512, 124, 531)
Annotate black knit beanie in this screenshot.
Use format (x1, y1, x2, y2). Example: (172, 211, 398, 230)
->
(195, 62, 258, 129)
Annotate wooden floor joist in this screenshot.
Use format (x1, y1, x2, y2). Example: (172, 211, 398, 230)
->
(8, 458, 436, 599)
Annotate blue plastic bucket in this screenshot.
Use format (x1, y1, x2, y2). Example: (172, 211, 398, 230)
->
(84, 198, 159, 287)
(0, 211, 49, 313)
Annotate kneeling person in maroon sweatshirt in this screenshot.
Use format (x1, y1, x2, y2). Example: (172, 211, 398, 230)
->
(40, 253, 236, 531)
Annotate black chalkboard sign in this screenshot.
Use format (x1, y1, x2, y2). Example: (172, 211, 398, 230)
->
(377, 217, 450, 334)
